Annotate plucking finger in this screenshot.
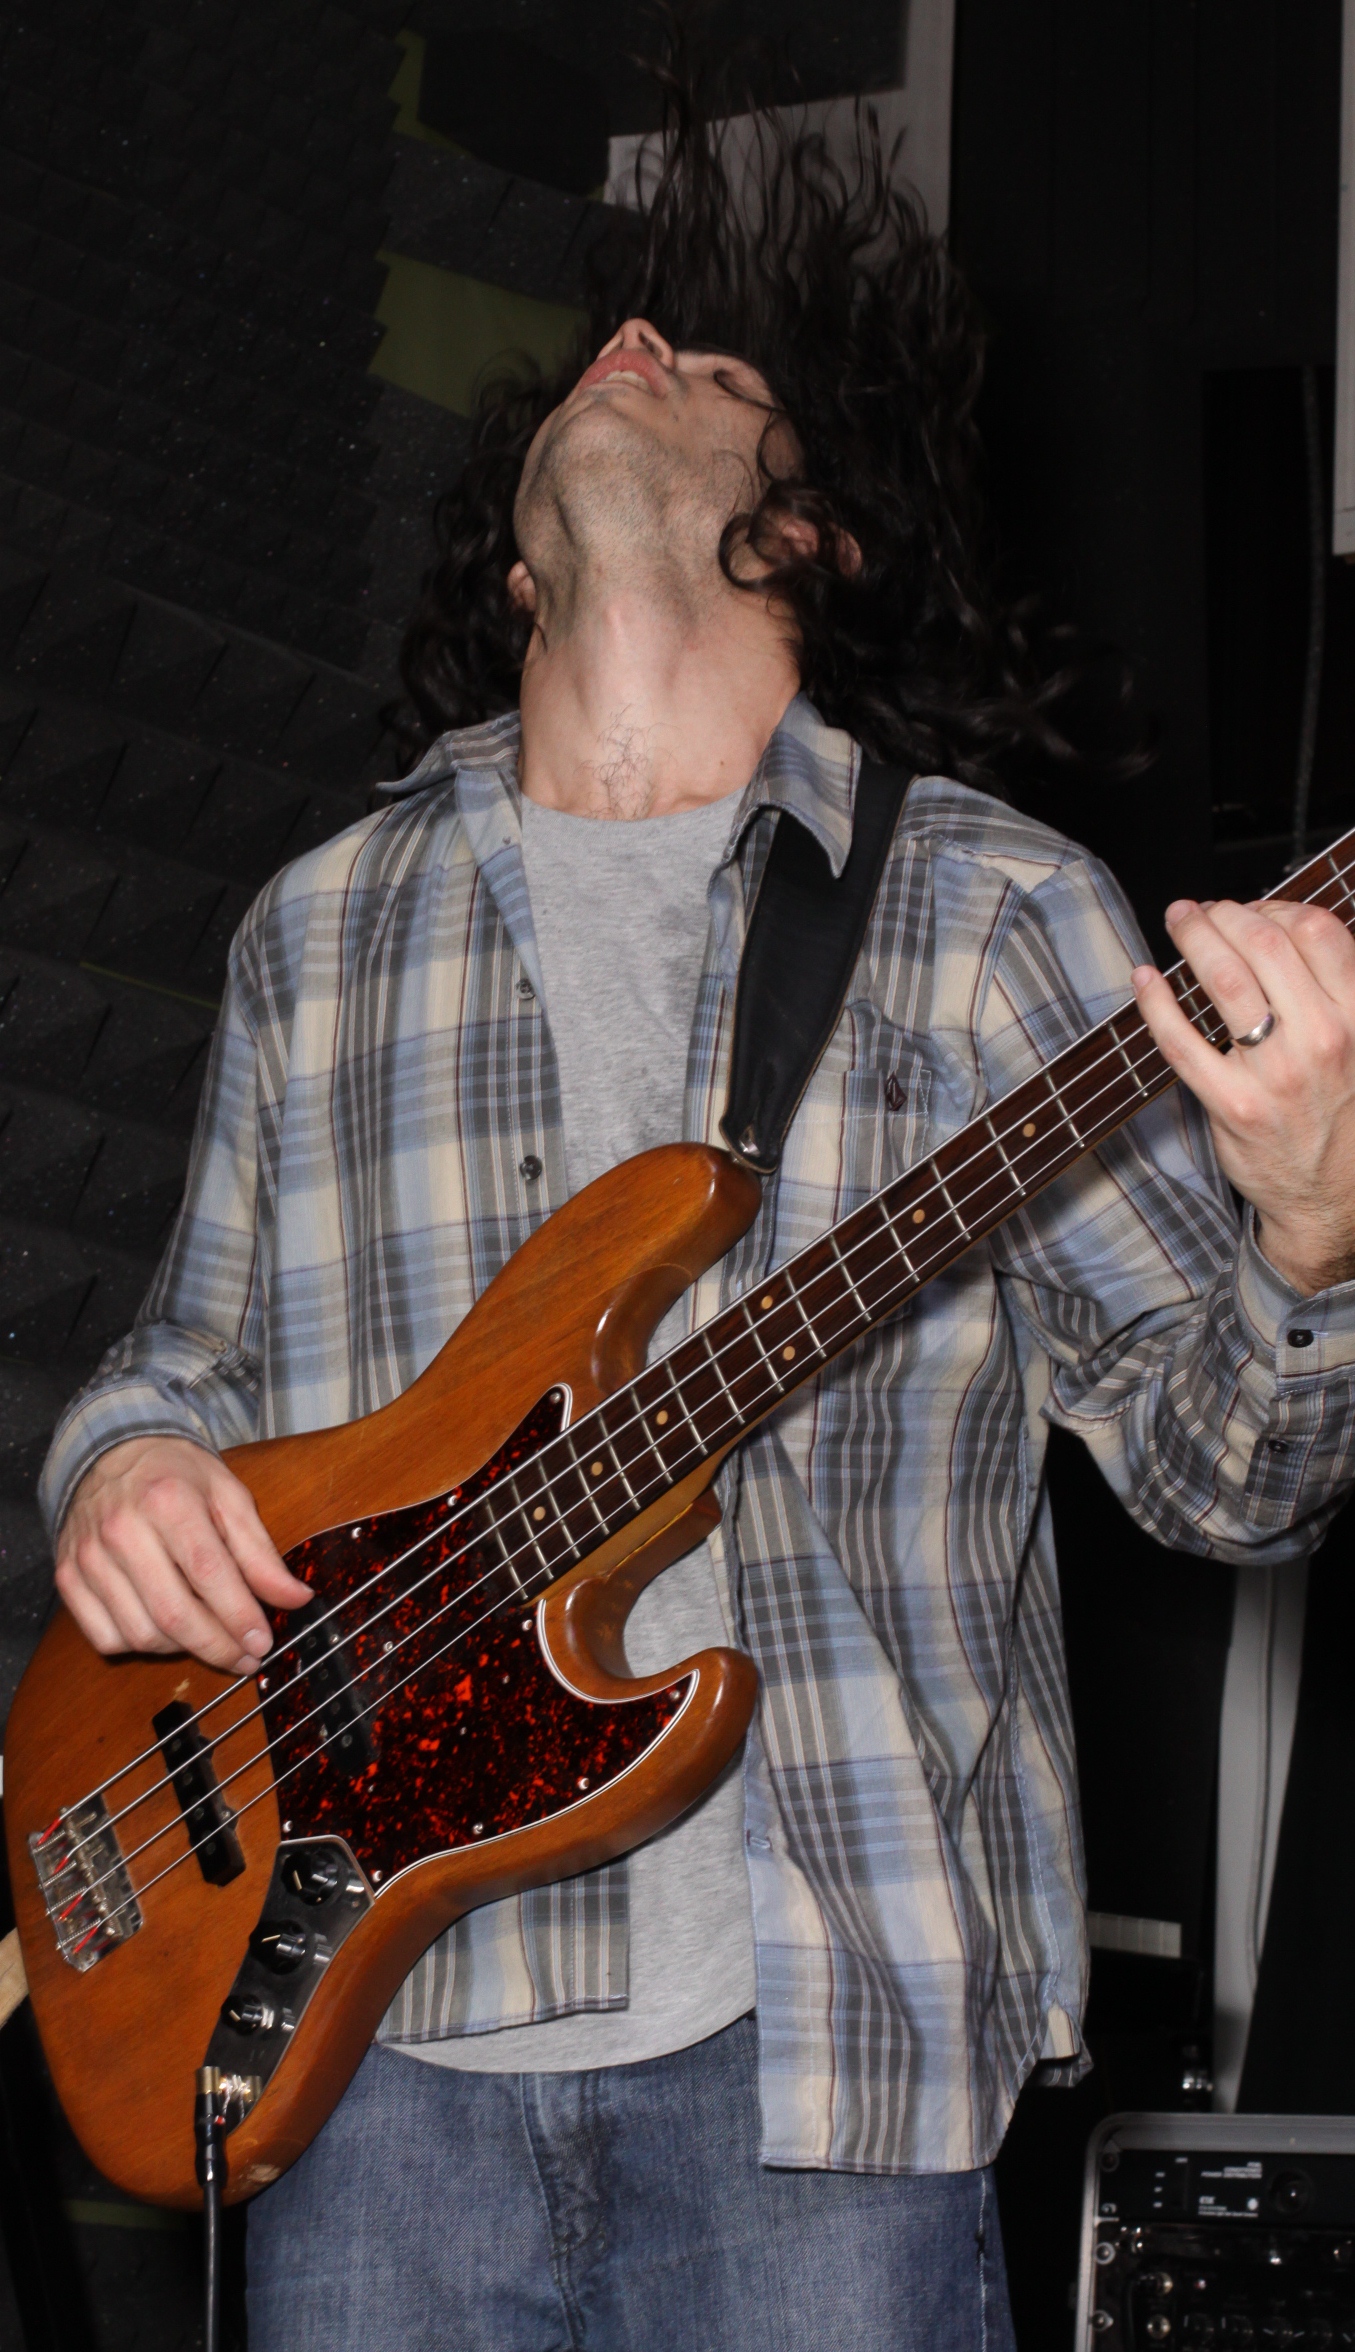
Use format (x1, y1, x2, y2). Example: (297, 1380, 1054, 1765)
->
(55, 1551, 140, 1657)
(98, 1502, 259, 1671)
(211, 1474, 311, 1611)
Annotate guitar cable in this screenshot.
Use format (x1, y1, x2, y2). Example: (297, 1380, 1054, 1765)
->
(194, 2066, 227, 2352)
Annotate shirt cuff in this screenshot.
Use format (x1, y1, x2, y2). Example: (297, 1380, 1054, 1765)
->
(1234, 1205, 1355, 1375)
(38, 1380, 223, 1544)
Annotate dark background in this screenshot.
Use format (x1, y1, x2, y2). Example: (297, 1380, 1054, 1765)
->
(0, 2, 1353, 2345)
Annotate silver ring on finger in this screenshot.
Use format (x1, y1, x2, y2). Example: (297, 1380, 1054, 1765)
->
(1230, 1009, 1277, 1049)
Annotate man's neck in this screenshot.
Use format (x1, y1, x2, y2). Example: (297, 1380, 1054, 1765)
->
(516, 578, 800, 821)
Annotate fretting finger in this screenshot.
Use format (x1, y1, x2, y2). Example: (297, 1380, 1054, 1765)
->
(1188, 899, 1331, 1030)
(1250, 897, 1355, 1005)
(1162, 900, 1273, 1043)
(1131, 962, 1242, 1110)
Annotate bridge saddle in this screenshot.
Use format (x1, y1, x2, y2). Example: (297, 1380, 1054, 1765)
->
(29, 1795, 143, 1971)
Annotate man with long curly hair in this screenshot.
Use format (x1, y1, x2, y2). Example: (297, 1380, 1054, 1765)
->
(39, 90, 1355, 2352)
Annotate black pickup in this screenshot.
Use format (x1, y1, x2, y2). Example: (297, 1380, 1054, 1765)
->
(152, 1700, 245, 1885)
(292, 1606, 373, 1780)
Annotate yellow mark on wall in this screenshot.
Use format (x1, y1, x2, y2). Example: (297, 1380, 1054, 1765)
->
(370, 252, 585, 416)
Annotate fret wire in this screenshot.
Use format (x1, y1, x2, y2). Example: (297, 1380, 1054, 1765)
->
(646, 1354, 706, 1466)
(781, 1271, 829, 1358)
(602, 1437, 642, 1513)
(1107, 1021, 1152, 1097)
(534, 1465, 583, 1564)
(732, 1321, 788, 1412)
(560, 1433, 611, 1534)
(700, 1327, 747, 1431)
(827, 1229, 874, 1323)
(594, 1388, 656, 1478)
(741, 1299, 785, 1383)
(485, 1512, 529, 1595)
(983, 1114, 1026, 1196)
(1042, 1072, 1085, 1148)
(878, 1205, 919, 1281)
(929, 1160, 972, 1237)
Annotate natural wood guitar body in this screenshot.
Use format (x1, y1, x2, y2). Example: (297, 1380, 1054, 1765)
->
(4, 1145, 762, 2209)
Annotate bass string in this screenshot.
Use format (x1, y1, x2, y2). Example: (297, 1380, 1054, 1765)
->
(59, 843, 1355, 1883)
(70, 987, 1267, 1914)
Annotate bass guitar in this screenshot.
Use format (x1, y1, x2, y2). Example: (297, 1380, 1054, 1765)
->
(5, 822, 1353, 2209)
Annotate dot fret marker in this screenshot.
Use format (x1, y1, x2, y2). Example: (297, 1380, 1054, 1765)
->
(782, 1344, 796, 1361)
(655, 1409, 669, 1426)
(590, 1461, 603, 1477)
(532, 1506, 546, 1521)
(1022, 1122, 1036, 1137)
(760, 1293, 774, 1310)
(912, 1208, 926, 1225)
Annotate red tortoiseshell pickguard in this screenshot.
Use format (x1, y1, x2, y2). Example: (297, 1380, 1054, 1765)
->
(256, 1391, 690, 1885)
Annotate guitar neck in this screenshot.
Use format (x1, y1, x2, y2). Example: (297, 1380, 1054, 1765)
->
(491, 826, 1355, 1593)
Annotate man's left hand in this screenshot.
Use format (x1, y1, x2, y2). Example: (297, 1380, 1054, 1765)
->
(1132, 895, 1355, 1298)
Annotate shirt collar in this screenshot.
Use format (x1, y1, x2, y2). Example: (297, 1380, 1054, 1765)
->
(375, 693, 860, 876)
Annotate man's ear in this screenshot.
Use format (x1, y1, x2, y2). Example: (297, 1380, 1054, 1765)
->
(774, 516, 863, 576)
(507, 560, 537, 614)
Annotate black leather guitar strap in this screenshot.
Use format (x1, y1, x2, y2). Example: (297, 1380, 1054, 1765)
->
(720, 759, 909, 1176)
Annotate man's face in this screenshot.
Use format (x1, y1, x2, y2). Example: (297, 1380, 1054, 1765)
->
(511, 318, 788, 607)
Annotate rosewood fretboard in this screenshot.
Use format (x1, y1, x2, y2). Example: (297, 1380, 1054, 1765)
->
(467, 826, 1355, 1604)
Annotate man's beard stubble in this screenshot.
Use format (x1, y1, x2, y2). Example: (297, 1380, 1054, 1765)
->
(514, 397, 747, 631)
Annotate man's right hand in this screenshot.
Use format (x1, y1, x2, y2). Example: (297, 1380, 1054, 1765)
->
(55, 1436, 313, 1676)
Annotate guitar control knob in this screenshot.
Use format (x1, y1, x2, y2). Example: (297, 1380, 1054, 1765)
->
(221, 1991, 275, 2035)
(280, 1846, 343, 1906)
(249, 1918, 310, 1974)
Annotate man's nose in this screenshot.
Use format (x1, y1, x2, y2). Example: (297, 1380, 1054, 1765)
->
(605, 317, 676, 370)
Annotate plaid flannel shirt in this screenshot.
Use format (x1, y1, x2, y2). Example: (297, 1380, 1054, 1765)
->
(39, 695, 1355, 2173)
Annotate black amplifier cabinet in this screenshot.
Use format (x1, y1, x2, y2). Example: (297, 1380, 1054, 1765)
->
(1077, 2114, 1355, 2347)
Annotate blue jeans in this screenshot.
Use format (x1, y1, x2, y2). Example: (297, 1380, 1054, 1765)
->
(246, 2017, 1016, 2351)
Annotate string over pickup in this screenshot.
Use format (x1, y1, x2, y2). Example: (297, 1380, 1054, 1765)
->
(290, 1607, 373, 1781)
(153, 1701, 245, 1886)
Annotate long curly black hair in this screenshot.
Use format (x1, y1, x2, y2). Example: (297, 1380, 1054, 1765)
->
(397, 64, 1136, 801)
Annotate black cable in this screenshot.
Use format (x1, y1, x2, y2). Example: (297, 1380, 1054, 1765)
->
(1291, 360, 1327, 872)
(194, 2068, 226, 2352)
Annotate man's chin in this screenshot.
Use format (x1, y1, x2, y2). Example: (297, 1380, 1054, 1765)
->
(523, 398, 667, 514)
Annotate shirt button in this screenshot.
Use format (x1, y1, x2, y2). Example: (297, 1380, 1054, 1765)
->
(1288, 1328, 1314, 1349)
(1267, 1438, 1289, 1455)
(519, 1154, 543, 1182)
(516, 977, 535, 999)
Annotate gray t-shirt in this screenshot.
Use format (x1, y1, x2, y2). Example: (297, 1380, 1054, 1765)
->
(399, 791, 757, 2074)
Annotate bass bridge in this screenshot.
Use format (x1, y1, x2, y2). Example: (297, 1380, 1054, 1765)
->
(29, 1795, 142, 1971)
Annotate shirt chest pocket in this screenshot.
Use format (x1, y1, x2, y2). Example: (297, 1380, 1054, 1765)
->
(784, 1004, 934, 1210)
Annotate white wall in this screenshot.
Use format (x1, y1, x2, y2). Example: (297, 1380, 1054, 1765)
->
(606, 1, 955, 235)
